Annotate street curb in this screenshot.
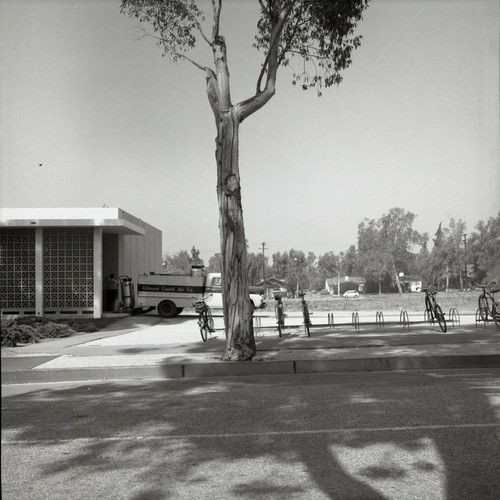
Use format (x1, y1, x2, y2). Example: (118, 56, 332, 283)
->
(2, 354, 499, 384)
(295, 354, 500, 373)
(1, 365, 183, 384)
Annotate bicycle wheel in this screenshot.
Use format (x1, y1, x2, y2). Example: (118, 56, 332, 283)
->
(424, 308, 432, 323)
(303, 308, 311, 337)
(494, 303, 500, 329)
(485, 296, 495, 319)
(435, 304, 447, 333)
(478, 295, 489, 320)
(206, 306, 214, 333)
(424, 296, 433, 323)
(199, 311, 208, 341)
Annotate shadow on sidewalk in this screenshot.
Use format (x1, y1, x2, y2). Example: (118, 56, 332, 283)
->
(2, 370, 500, 499)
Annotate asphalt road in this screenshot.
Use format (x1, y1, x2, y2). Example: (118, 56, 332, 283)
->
(2, 369, 500, 500)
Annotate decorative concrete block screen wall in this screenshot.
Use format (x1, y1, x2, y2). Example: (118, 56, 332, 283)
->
(0, 229, 36, 312)
(42, 228, 94, 314)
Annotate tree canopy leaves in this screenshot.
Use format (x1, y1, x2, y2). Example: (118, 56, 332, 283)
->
(254, 0, 369, 94)
(121, 0, 206, 64)
(121, 0, 370, 95)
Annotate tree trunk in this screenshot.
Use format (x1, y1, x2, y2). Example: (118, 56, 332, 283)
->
(204, 24, 281, 360)
(393, 268, 403, 294)
(216, 108, 255, 361)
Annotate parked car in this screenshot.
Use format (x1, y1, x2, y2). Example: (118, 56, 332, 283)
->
(343, 290, 359, 298)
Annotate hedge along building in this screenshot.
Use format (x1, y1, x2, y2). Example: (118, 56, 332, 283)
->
(0, 207, 162, 318)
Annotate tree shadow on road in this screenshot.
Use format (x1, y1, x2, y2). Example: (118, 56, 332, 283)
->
(2, 370, 500, 499)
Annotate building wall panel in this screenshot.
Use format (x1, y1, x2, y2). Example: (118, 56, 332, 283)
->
(1, 208, 161, 317)
(119, 212, 162, 286)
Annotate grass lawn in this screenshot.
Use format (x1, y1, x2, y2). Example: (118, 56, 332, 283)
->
(281, 291, 480, 313)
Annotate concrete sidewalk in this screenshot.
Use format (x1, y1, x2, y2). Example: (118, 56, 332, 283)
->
(2, 311, 500, 383)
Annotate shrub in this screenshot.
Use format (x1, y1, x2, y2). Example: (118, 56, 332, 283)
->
(16, 316, 44, 326)
(65, 320, 98, 333)
(1, 320, 41, 347)
(1, 316, 118, 349)
(37, 322, 74, 338)
(1, 319, 76, 347)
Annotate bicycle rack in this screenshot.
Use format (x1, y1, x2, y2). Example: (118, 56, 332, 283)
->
(352, 311, 360, 332)
(376, 311, 385, 327)
(328, 313, 335, 329)
(296, 307, 473, 333)
(400, 310, 410, 330)
(448, 308, 460, 327)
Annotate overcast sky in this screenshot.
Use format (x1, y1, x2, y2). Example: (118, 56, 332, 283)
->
(1, 0, 498, 263)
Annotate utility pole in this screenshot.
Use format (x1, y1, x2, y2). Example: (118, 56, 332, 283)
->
(337, 255, 341, 297)
(294, 257, 299, 297)
(463, 233, 468, 281)
(261, 242, 268, 297)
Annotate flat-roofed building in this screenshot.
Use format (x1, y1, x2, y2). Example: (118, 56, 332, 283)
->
(0, 207, 162, 318)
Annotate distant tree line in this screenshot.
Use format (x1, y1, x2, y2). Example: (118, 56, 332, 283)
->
(162, 208, 500, 294)
(161, 246, 202, 274)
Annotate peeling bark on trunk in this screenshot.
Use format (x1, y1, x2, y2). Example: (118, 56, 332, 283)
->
(216, 108, 255, 361)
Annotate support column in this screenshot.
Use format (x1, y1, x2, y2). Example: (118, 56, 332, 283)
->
(93, 227, 103, 318)
(35, 228, 44, 317)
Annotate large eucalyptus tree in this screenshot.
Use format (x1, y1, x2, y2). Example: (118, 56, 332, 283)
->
(121, 0, 369, 360)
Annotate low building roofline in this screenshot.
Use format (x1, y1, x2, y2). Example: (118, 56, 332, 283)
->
(0, 207, 146, 235)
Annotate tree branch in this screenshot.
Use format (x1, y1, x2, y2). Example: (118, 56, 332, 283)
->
(211, 0, 221, 40)
(194, 17, 212, 47)
(238, 1, 295, 122)
(256, 0, 296, 93)
(276, 9, 307, 68)
(135, 26, 208, 72)
(258, 0, 270, 17)
(174, 51, 210, 72)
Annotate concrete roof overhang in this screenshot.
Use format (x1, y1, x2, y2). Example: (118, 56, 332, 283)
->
(0, 208, 146, 236)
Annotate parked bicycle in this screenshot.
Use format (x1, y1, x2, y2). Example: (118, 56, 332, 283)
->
(193, 295, 215, 342)
(274, 294, 285, 337)
(422, 284, 447, 333)
(298, 291, 311, 337)
(475, 282, 500, 329)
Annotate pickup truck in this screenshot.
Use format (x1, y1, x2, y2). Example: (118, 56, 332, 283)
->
(135, 267, 266, 318)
